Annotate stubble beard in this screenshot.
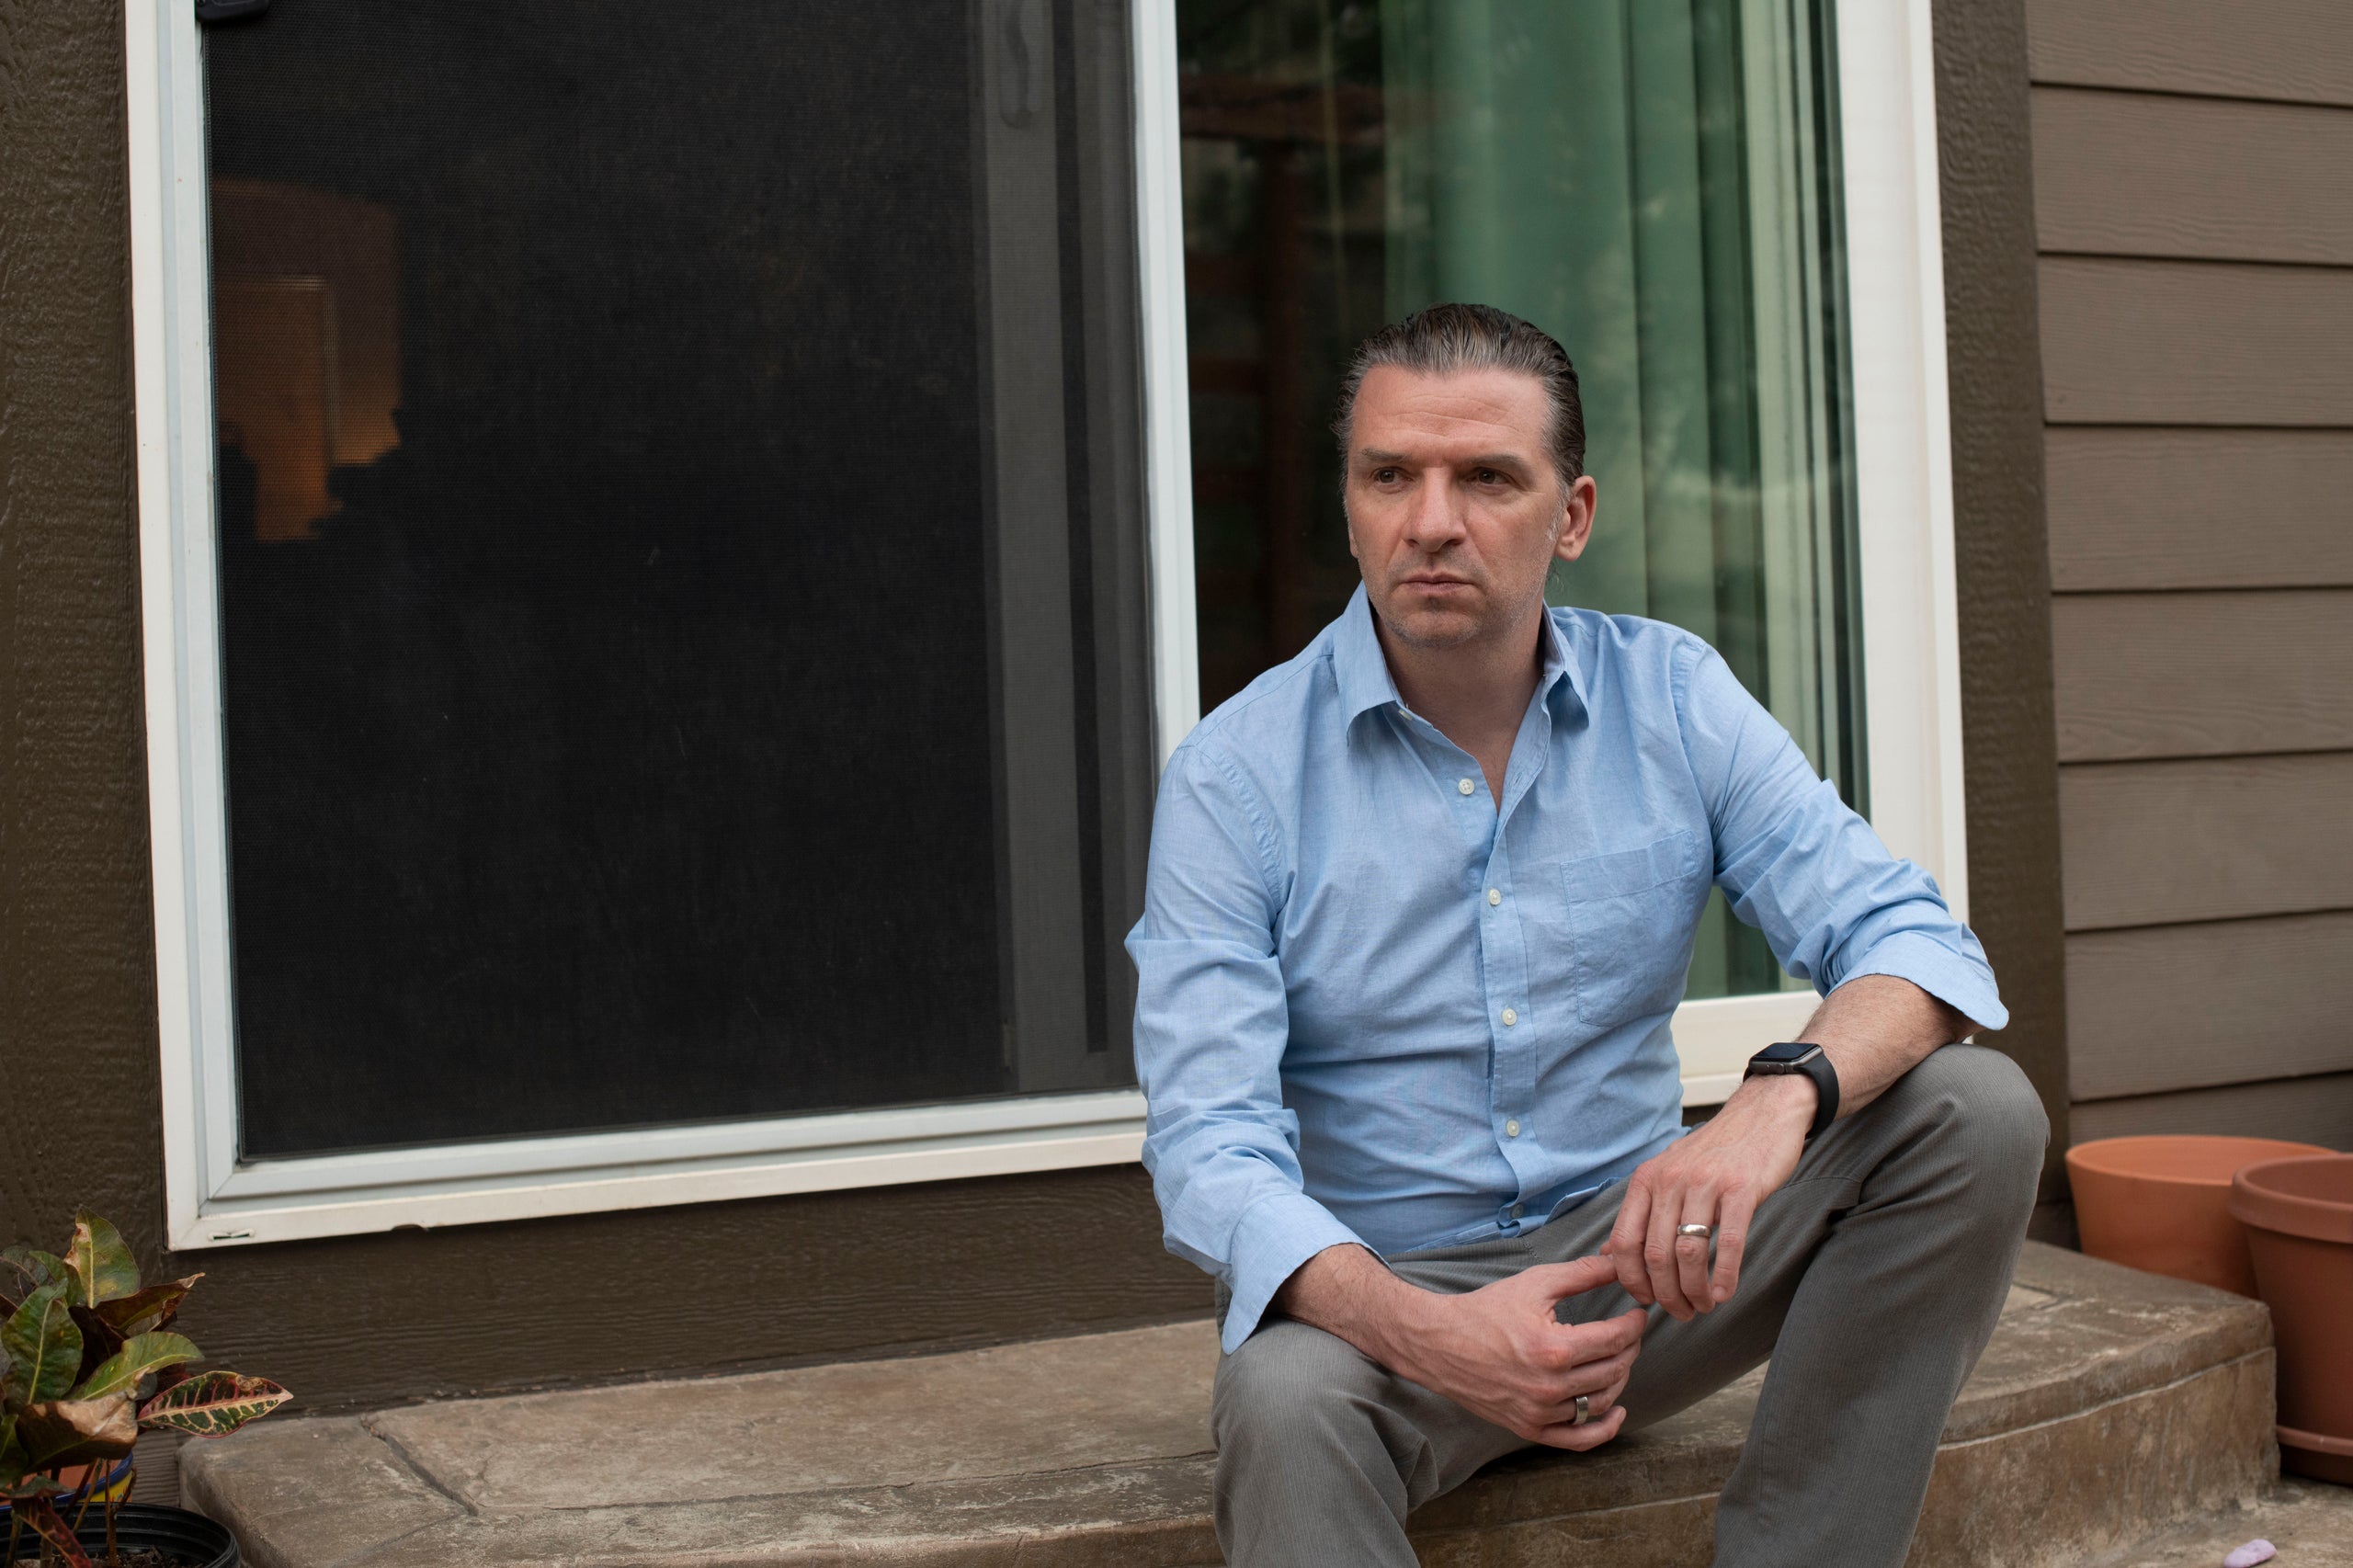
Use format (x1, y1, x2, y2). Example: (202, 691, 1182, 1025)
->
(1373, 564, 1545, 653)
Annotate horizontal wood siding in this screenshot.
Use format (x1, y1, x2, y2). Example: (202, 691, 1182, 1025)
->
(2040, 258, 2353, 426)
(2046, 429, 2353, 592)
(2059, 754, 2353, 931)
(2034, 18, 2353, 1149)
(2071, 1072, 2353, 1151)
(2026, 0, 2353, 108)
(2067, 913, 2353, 1099)
(2052, 591, 2353, 762)
(2033, 89, 2353, 265)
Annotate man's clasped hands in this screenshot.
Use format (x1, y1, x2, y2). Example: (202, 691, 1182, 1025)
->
(1276, 1068, 1818, 1449)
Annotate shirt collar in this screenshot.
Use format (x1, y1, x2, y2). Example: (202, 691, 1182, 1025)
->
(1333, 584, 1587, 727)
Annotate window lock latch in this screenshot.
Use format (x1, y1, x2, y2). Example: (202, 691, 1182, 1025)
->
(195, 0, 270, 22)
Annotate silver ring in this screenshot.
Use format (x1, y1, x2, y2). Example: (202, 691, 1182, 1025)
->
(1677, 1222, 1713, 1239)
(1572, 1394, 1590, 1426)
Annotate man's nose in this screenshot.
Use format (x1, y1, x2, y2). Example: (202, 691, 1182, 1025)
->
(1405, 472, 1466, 550)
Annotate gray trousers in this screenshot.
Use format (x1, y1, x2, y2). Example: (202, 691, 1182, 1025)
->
(1211, 1044, 2048, 1568)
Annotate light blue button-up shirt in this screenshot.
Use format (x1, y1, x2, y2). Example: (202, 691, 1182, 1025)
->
(1128, 589, 2006, 1352)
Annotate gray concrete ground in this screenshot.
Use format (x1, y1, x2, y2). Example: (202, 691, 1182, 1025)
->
(2101, 1481, 2353, 1568)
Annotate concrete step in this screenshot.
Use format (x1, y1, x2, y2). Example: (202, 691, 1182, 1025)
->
(185, 1243, 2278, 1567)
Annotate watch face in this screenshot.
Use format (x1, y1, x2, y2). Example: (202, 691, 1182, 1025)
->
(1754, 1041, 1818, 1065)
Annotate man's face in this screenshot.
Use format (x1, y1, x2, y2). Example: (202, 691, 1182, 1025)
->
(1343, 365, 1596, 651)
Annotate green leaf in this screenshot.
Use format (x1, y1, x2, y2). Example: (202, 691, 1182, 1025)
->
(92, 1275, 201, 1336)
(70, 1333, 199, 1403)
(65, 1214, 139, 1308)
(1, 1282, 82, 1407)
(14, 1492, 96, 1568)
(0, 1420, 65, 1501)
(2, 1248, 75, 1296)
(138, 1370, 290, 1437)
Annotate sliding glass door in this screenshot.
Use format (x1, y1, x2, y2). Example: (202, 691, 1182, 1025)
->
(1176, 0, 1863, 1000)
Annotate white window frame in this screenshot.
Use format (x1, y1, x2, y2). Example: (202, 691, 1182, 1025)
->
(127, 0, 1962, 1249)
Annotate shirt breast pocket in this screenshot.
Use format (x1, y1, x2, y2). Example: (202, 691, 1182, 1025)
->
(1561, 829, 1711, 1029)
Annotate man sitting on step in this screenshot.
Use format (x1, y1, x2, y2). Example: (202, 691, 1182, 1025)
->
(1127, 302, 2048, 1568)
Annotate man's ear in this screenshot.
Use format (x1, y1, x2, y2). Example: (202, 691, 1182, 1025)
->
(1553, 474, 1598, 563)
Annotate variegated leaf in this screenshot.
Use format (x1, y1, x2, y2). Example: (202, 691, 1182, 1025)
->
(67, 1303, 123, 1392)
(71, 1332, 199, 1403)
(14, 1493, 96, 1568)
(17, 1392, 137, 1468)
(66, 1214, 139, 1307)
(138, 1369, 290, 1437)
(1, 1281, 82, 1406)
(92, 1275, 202, 1336)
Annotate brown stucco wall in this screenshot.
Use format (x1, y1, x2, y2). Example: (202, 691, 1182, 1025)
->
(1, 0, 2067, 1410)
(1930, 0, 2072, 1212)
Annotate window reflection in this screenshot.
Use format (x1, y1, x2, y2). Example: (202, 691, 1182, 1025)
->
(211, 181, 401, 540)
(1177, 0, 1864, 1001)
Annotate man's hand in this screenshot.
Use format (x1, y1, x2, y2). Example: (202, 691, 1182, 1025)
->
(1387, 1256, 1646, 1447)
(1605, 1074, 1813, 1320)
(1277, 1246, 1643, 1449)
(1604, 976, 1976, 1318)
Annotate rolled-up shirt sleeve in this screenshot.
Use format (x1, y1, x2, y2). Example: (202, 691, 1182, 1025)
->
(1127, 741, 1367, 1352)
(1675, 643, 2008, 1033)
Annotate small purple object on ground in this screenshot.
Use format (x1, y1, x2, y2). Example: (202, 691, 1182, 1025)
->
(2222, 1540, 2277, 1568)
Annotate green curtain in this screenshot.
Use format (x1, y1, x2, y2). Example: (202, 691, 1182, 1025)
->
(1380, 0, 1862, 996)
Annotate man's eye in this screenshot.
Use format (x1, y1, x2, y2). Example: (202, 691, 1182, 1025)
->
(1372, 468, 1400, 483)
(1473, 468, 1504, 485)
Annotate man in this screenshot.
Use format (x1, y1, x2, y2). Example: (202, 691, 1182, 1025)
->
(1128, 302, 2045, 1567)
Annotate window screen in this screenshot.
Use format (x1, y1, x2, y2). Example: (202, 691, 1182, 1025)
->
(1176, 0, 1863, 1002)
(203, 0, 1152, 1159)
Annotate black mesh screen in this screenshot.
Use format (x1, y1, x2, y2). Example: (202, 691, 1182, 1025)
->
(205, 0, 1143, 1158)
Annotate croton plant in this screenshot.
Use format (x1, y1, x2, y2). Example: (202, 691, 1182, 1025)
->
(3, 1213, 289, 1567)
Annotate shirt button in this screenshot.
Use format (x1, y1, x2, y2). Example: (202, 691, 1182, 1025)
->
(1457, 778, 1475, 796)
(1501, 1007, 1518, 1027)
(1505, 1119, 1521, 1138)
(1487, 888, 1502, 905)
(1511, 1203, 1524, 1218)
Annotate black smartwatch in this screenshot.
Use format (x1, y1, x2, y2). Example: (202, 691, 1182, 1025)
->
(1745, 1041, 1839, 1139)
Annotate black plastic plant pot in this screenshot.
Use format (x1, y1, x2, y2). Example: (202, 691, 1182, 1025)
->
(52, 1503, 239, 1568)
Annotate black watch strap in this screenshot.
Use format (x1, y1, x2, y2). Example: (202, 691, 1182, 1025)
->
(1744, 1042, 1839, 1139)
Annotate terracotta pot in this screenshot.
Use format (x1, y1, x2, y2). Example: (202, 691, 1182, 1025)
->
(2232, 1153, 2353, 1486)
(2066, 1136, 2331, 1296)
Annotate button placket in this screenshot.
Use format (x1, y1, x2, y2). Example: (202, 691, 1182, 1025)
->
(1481, 834, 1538, 1194)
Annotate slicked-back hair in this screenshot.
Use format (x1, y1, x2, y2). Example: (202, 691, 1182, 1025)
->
(1333, 302, 1586, 488)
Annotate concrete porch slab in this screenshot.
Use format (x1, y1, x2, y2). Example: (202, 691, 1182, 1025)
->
(184, 1243, 2278, 1568)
